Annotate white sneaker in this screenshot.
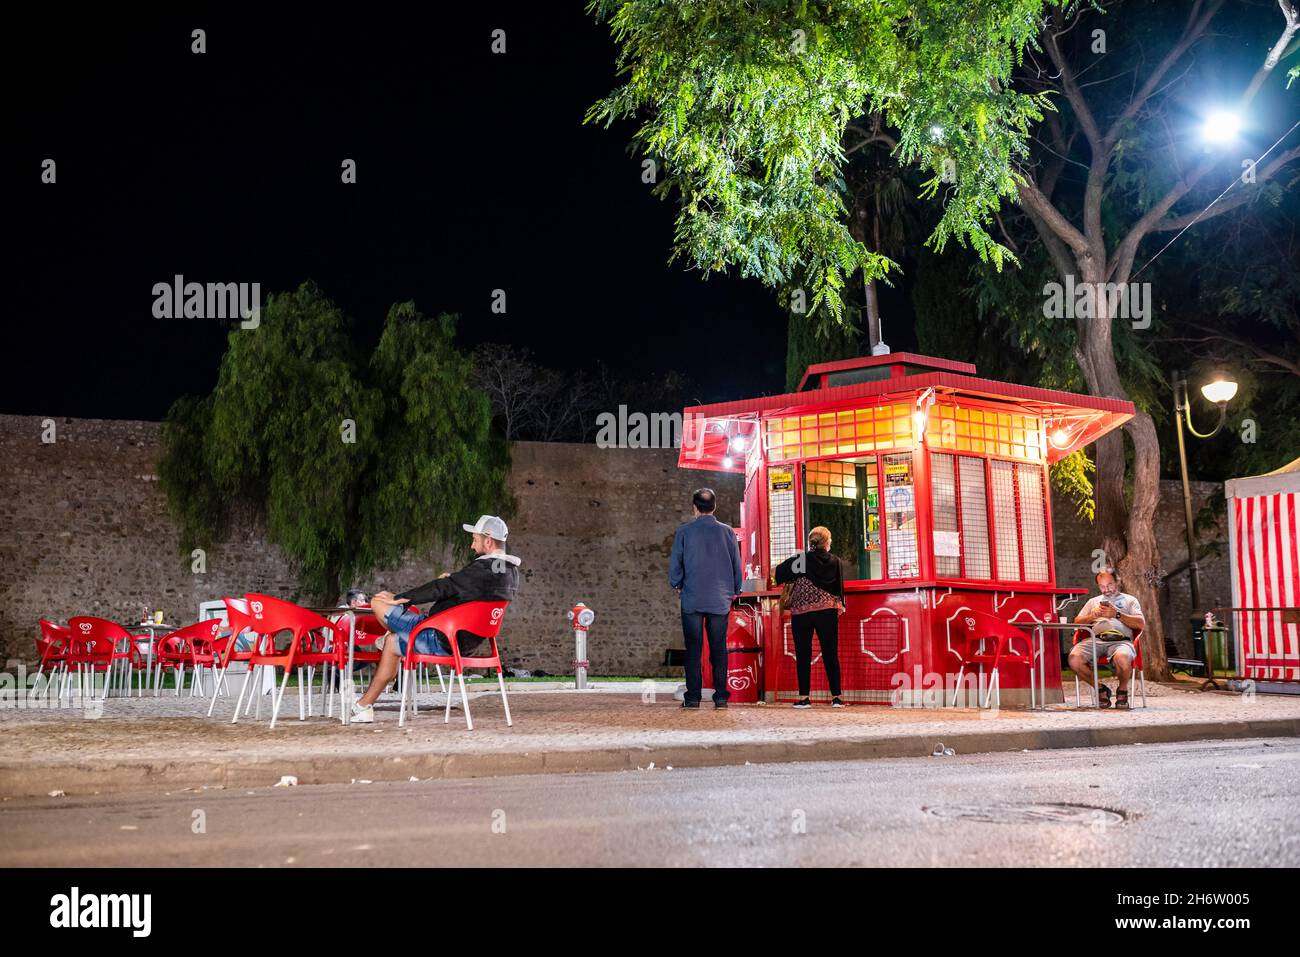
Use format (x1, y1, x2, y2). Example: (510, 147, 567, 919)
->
(350, 703, 374, 723)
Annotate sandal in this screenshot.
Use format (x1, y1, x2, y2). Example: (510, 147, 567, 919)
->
(1096, 683, 1112, 709)
(1115, 688, 1130, 710)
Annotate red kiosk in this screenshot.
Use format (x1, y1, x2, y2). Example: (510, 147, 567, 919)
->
(679, 352, 1134, 708)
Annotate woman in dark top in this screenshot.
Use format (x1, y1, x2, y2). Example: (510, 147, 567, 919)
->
(774, 525, 847, 708)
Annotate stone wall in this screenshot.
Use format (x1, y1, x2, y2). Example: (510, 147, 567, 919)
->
(0, 414, 1228, 670)
(0, 415, 742, 674)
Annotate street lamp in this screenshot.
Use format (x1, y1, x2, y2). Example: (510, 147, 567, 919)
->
(1202, 110, 1241, 144)
(1172, 368, 1238, 611)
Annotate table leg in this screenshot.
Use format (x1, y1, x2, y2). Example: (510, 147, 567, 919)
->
(1037, 625, 1046, 711)
(146, 631, 155, 697)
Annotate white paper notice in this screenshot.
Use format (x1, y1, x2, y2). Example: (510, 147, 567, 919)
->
(933, 530, 961, 557)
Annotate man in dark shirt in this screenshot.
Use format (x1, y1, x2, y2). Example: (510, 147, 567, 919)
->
(350, 515, 520, 723)
(669, 488, 742, 710)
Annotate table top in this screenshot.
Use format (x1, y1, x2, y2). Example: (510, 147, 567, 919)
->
(1014, 620, 1092, 631)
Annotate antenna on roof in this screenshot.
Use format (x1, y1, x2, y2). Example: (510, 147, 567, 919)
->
(865, 274, 890, 355)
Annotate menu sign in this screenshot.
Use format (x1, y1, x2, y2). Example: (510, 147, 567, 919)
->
(885, 460, 912, 485)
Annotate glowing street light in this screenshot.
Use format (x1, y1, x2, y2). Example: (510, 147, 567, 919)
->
(1200, 373, 1239, 405)
(1172, 368, 1238, 612)
(1202, 110, 1241, 144)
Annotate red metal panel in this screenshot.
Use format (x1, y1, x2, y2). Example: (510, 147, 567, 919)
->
(796, 353, 978, 391)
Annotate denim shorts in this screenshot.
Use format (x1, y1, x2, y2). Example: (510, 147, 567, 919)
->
(384, 607, 452, 657)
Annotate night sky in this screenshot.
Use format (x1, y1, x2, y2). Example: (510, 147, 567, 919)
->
(12, 7, 927, 422)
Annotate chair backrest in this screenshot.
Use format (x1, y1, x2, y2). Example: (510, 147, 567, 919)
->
(216, 597, 258, 665)
(67, 616, 132, 658)
(955, 608, 1031, 658)
(37, 619, 71, 659)
(159, 619, 224, 659)
(434, 600, 508, 639)
(330, 609, 385, 645)
(223, 597, 255, 634)
(244, 594, 335, 659)
(411, 601, 510, 666)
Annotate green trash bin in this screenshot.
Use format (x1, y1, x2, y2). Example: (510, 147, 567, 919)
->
(1205, 624, 1232, 674)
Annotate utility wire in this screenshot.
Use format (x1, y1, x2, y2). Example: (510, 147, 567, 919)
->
(1132, 120, 1300, 281)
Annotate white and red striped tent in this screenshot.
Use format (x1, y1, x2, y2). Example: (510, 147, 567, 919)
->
(1226, 457, 1300, 681)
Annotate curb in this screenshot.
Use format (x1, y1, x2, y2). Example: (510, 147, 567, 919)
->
(2, 717, 1296, 799)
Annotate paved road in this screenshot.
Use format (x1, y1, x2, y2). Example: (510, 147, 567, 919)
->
(1, 738, 1295, 867)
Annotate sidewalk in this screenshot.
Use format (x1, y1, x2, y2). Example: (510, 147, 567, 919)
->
(1, 678, 1297, 797)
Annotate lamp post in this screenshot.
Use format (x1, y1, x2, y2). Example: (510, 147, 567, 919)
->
(1172, 369, 1238, 611)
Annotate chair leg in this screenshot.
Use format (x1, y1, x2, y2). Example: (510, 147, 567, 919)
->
(297, 667, 306, 721)
(231, 666, 251, 724)
(207, 667, 225, 717)
(271, 669, 291, 729)
(950, 665, 966, 708)
(444, 673, 454, 724)
(497, 671, 513, 727)
(435, 665, 448, 695)
(399, 667, 410, 727)
(247, 666, 262, 717)
(457, 672, 473, 730)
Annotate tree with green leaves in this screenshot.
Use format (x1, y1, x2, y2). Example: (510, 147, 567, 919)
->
(586, 0, 1052, 322)
(589, 0, 1300, 678)
(159, 282, 511, 603)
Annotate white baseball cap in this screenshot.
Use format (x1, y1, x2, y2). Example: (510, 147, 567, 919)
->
(463, 515, 508, 540)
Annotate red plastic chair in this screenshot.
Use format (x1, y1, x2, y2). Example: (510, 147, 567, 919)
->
(1071, 628, 1147, 708)
(207, 597, 261, 717)
(66, 617, 135, 700)
(397, 601, 511, 730)
(34, 620, 71, 696)
(230, 594, 337, 728)
(948, 609, 1036, 709)
(153, 619, 224, 697)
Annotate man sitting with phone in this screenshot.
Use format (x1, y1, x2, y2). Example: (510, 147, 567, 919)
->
(1071, 565, 1145, 709)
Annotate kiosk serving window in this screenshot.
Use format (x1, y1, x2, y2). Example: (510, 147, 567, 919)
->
(801, 457, 884, 580)
(797, 452, 920, 581)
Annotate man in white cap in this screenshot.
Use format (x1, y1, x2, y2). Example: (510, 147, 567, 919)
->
(349, 515, 521, 723)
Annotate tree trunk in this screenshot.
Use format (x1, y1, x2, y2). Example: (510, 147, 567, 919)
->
(1073, 261, 1171, 680)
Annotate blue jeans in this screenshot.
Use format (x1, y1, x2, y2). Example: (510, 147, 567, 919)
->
(681, 610, 729, 705)
(384, 607, 452, 657)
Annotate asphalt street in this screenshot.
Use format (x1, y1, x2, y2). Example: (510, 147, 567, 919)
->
(1, 738, 1295, 867)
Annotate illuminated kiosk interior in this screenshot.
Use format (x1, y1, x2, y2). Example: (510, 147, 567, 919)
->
(678, 353, 1135, 707)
